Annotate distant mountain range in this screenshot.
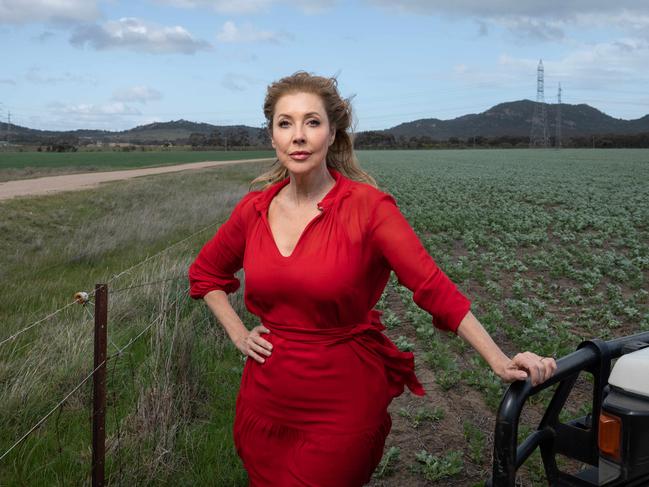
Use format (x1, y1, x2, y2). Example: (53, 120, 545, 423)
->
(387, 100, 649, 139)
(4, 100, 649, 146)
(4, 120, 264, 145)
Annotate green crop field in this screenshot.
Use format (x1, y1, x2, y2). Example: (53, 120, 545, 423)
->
(0, 149, 275, 181)
(0, 149, 647, 486)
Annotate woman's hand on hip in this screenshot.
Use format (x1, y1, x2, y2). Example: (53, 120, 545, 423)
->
(235, 325, 273, 363)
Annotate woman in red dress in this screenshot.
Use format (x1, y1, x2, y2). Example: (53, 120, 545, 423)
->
(188, 72, 557, 486)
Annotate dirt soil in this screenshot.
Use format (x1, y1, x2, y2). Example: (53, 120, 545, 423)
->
(367, 289, 496, 487)
(366, 278, 594, 486)
(0, 158, 273, 201)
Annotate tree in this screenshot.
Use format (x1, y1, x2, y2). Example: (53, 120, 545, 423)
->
(207, 129, 222, 147)
(234, 127, 249, 147)
(189, 133, 207, 148)
(258, 123, 271, 148)
(46, 135, 79, 152)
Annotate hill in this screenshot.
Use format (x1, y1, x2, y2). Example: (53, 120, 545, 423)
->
(386, 100, 649, 139)
(3, 120, 267, 146)
(3, 102, 649, 147)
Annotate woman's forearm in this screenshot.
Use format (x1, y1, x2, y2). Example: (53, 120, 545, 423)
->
(203, 290, 248, 345)
(456, 310, 509, 374)
(204, 290, 273, 363)
(454, 310, 557, 385)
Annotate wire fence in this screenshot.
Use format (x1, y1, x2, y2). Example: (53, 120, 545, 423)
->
(0, 281, 191, 461)
(0, 218, 219, 484)
(0, 219, 217, 351)
(0, 300, 80, 348)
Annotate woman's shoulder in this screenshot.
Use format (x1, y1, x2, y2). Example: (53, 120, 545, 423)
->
(345, 178, 397, 207)
(230, 189, 264, 221)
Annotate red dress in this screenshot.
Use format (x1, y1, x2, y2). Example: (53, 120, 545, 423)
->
(188, 167, 471, 486)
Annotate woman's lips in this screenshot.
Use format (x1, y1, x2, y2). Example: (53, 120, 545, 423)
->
(290, 152, 311, 160)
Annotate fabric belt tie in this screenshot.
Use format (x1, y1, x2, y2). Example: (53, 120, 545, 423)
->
(262, 309, 425, 399)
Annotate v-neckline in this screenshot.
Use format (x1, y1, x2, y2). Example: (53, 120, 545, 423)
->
(263, 169, 340, 260)
(267, 204, 324, 259)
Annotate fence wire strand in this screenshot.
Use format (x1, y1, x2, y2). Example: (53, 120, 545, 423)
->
(1, 201, 205, 466)
(2, 218, 214, 351)
(0, 358, 107, 462)
(0, 300, 79, 348)
(0, 284, 189, 465)
(109, 286, 189, 359)
(104, 221, 218, 285)
(111, 275, 186, 295)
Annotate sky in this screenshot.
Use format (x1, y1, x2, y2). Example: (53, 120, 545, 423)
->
(1, 0, 649, 132)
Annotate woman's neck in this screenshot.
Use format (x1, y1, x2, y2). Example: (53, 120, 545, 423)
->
(284, 165, 335, 208)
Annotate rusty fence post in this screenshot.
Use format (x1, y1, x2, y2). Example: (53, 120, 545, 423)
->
(92, 283, 107, 487)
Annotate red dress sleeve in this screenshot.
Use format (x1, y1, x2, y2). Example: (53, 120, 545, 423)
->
(368, 193, 471, 334)
(188, 192, 256, 299)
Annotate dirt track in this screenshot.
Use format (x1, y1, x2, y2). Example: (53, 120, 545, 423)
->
(0, 157, 273, 201)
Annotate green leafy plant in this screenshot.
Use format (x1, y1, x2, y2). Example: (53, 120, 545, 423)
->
(414, 449, 464, 482)
(394, 335, 415, 352)
(398, 406, 445, 428)
(463, 421, 486, 464)
(373, 446, 400, 479)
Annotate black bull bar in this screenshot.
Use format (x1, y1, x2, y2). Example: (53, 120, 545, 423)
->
(486, 330, 649, 487)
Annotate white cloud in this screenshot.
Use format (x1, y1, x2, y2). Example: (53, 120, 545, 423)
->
(112, 86, 163, 103)
(574, 11, 649, 37)
(216, 20, 291, 44)
(498, 38, 649, 91)
(221, 73, 262, 91)
(155, 0, 334, 14)
(166, 0, 273, 14)
(0, 77, 15, 85)
(290, 0, 336, 14)
(366, 1, 649, 19)
(25, 67, 96, 84)
(492, 17, 565, 42)
(54, 101, 141, 116)
(367, 1, 649, 42)
(33, 30, 55, 42)
(70, 17, 211, 54)
(0, 0, 100, 24)
(41, 101, 144, 130)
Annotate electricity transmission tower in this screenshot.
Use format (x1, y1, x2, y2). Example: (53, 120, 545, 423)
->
(0, 104, 8, 149)
(529, 59, 549, 148)
(555, 83, 562, 149)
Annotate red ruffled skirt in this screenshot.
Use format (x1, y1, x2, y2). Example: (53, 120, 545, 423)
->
(233, 310, 424, 487)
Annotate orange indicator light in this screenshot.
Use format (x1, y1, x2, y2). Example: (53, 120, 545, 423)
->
(598, 412, 622, 461)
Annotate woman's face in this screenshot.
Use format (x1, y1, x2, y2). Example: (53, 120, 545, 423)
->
(270, 92, 335, 176)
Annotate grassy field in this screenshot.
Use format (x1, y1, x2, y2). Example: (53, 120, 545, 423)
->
(0, 149, 647, 486)
(0, 160, 269, 486)
(0, 149, 275, 181)
(366, 149, 648, 485)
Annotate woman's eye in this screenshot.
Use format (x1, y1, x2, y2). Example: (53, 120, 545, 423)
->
(278, 120, 289, 128)
(308, 120, 320, 126)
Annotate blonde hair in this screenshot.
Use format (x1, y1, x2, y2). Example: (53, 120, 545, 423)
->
(250, 71, 377, 190)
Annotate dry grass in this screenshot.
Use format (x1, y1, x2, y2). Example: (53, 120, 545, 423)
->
(0, 162, 265, 485)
